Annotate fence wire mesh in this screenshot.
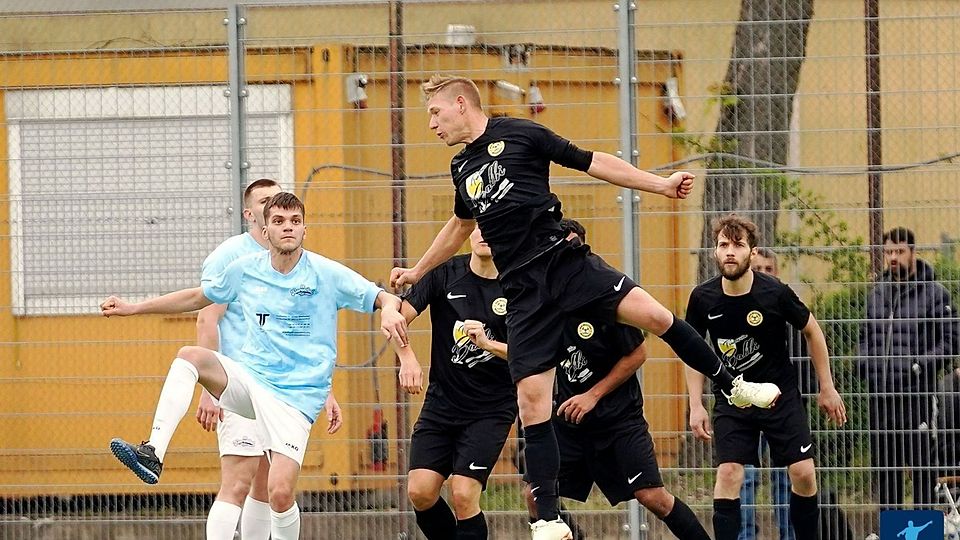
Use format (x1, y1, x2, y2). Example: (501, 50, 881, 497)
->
(0, 1, 959, 539)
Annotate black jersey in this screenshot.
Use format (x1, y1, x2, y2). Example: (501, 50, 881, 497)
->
(685, 271, 811, 396)
(554, 317, 645, 429)
(403, 255, 516, 419)
(450, 117, 594, 275)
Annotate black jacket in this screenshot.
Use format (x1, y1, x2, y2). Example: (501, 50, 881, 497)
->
(857, 259, 959, 391)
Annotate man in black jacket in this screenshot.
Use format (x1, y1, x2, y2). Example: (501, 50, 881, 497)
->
(858, 227, 959, 510)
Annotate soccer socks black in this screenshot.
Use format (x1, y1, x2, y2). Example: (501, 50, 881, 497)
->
(414, 498, 457, 540)
(456, 511, 488, 540)
(660, 316, 735, 392)
(789, 492, 819, 540)
(661, 498, 710, 540)
(523, 420, 561, 522)
(712, 498, 742, 540)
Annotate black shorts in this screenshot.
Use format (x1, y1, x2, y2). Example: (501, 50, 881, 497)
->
(501, 240, 637, 383)
(713, 389, 814, 467)
(408, 408, 514, 488)
(552, 417, 664, 505)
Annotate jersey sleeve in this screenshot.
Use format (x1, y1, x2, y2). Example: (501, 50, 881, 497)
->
(453, 186, 473, 219)
(200, 240, 234, 282)
(527, 121, 593, 172)
(779, 283, 812, 330)
(329, 260, 383, 313)
(201, 257, 245, 305)
(402, 264, 444, 315)
(684, 288, 708, 337)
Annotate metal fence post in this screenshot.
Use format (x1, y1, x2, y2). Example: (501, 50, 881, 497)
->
(226, 2, 248, 235)
(616, 1, 645, 538)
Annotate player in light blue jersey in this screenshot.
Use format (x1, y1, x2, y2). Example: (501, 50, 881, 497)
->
(101, 192, 408, 540)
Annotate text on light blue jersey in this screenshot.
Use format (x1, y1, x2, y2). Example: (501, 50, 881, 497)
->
(201, 249, 382, 422)
(200, 233, 265, 361)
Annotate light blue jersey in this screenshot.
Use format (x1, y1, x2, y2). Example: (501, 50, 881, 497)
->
(200, 233, 265, 361)
(201, 250, 381, 422)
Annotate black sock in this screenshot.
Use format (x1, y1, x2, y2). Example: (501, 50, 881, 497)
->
(661, 498, 711, 540)
(713, 498, 741, 540)
(790, 492, 819, 540)
(523, 420, 561, 521)
(456, 511, 488, 540)
(660, 316, 735, 392)
(414, 498, 457, 540)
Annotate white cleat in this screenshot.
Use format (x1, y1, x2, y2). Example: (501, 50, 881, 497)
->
(725, 374, 781, 409)
(530, 518, 574, 540)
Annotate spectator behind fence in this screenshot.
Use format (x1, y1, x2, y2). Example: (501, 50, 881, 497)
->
(857, 227, 960, 510)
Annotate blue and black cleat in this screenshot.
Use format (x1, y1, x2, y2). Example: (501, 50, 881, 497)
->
(110, 438, 162, 485)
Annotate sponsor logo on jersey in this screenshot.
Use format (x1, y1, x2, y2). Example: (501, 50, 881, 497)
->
(256, 313, 270, 326)
(716, 335, 763, 371)
(577, 322, 594, 339)
(487, 141, 505, 156)
(492, 297, 507, 316)
(746, 310, 763, 326)
(560, 345, 593, 383)
(451, 320, 495, 368)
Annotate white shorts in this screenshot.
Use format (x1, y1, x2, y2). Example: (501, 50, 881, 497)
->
(215, 352, 312, 465)
(216, 409, 266, 458)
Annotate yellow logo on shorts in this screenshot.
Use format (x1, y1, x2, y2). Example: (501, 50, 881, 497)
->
(492, 297, 507, 316)
(577, 322, 594, 339)
(746, 310, 763, 326)
(487, 141, 505, 157)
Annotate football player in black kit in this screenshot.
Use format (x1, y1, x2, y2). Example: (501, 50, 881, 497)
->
(684, 214, 847, 540)
(521, 219, 711, 540)
(390, 75, 780, 540)
(393, 226, 515, 540)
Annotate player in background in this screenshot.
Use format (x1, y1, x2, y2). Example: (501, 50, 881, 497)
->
(684, 214, 846, 540)
(395, 226, 515, 539)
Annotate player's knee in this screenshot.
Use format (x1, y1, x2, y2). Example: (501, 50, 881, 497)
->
(716, 463, 745, 489)
(634, 487, 673, 518)
(788, 459, 817, 494)
(407, 479, 440, 510)
(450, 486, 480, 517)
(220, 475, 253, 502)
(267, 482, 296, 512)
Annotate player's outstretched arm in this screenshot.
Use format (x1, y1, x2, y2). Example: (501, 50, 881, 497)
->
(390, 215, 474, 288)
(100, 287, 213, 317)
(587, 152, 695, 199)
(802, 314, 847, 426)
(684, 365, 712, 441)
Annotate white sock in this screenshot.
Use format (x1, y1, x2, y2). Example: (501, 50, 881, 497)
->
(148, 358, 198, 462)
(206, 500, 242, 540)
(240, 496, 272, 540)
(270, 502, 301, 540)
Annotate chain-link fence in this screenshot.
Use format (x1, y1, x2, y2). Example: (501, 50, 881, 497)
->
(1, 1, 959, 539)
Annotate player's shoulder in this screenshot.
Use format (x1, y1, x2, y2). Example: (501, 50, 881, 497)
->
(752, 271, 790, 295)
(206, 233, 260, 262)
(693, 275, 723, 296)
(488, 116, 545, 137)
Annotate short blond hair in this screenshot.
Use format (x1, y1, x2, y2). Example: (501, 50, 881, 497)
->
(422, 74, 482, 109)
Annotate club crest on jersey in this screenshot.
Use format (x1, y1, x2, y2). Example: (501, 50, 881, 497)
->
(492, 297, 507, 316)
(746, 310, 763, 326)
(577, 322, 594, 339)
(289, 285, 317, 297)
(487, 141, 505, 156)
